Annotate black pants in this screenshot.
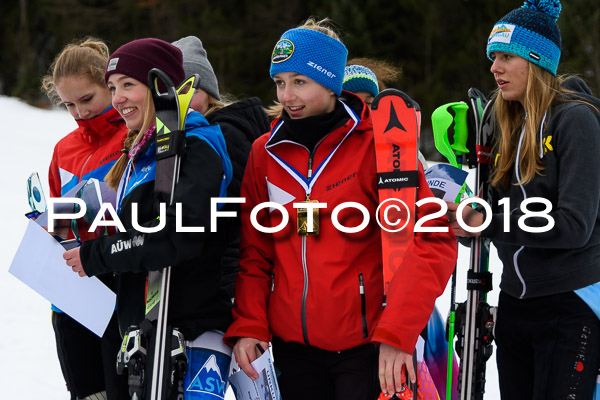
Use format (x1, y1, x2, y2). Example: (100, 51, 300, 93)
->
(271, 337, 380, 400)
(495, 290, 600, 400)
(52, 311, 129, 399)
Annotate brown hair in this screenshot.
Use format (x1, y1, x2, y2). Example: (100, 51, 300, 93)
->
(298, 16, 342, 40)
(346, 57, 402, 90)
(491, 64, 597, 188)
(204, 93, 236, 117)
(41, 37, 110, 106)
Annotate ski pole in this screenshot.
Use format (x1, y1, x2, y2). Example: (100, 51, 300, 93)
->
(431, 102, 469, 168)
(431, 101, 470, 400)
(461, 87, 494, 400)
(432, 101, 469, 204)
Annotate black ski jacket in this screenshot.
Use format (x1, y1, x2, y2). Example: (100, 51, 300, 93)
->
(206, 97, 270, 299)
(80, 111, 234, 339)
(483, 78, 600, 298)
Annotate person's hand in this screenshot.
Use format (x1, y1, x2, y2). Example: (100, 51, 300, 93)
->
(232, 337, 269, 380)
(41, 223, 70, 240)
(446, 201, 484, 238)
(378, 343, 415, 395)
(63, 247, 87, 277)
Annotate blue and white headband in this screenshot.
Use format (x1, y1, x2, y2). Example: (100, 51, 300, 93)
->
(270, 28, 348, 95)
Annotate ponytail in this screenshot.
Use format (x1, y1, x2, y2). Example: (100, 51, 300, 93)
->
(104, 130, 138, 189)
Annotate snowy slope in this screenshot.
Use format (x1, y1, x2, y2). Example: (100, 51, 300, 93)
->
(0, 96, 76, 397)
(0, 96, 501, 399)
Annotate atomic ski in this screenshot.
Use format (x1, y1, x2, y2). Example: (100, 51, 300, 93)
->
(116, 69, 200, 400)
(371, 89, 420, 295)
(371, 89, 421, 399)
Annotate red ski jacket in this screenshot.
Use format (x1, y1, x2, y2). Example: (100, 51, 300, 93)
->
(224, 94, 456, 353)
(47, 106, 126, 313)
(48, 106, 126, 198)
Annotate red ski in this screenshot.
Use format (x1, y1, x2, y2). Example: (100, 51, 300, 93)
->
(371, 89, 422, 399)
(371, 89, 420, 295)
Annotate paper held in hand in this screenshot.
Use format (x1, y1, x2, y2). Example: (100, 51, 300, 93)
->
(228, 348, 281, 400)
(425, 163, 469, 202)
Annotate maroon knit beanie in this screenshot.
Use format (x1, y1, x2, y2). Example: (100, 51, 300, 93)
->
(104, 38, 185, 88)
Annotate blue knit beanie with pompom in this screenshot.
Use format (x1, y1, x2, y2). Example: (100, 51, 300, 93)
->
(487, 0, 562, 75)
(343, 65, 379, 97)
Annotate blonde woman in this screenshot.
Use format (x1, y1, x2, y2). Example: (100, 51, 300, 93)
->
(42, 37, 128, 400)
(447, 1, 600, 398)
(63, 38, 235, 399)
(224, 19, 456, 399)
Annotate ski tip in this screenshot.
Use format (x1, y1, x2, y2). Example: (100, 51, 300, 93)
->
(148, 68, 175, 94)
(372, 88, 420, 112)
(467, 87, 486, 100)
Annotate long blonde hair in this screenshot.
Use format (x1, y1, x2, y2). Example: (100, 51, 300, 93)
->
(41, 37, 110, 106)
(492, 66, 599, 189)
(104, 89, 156, 189)
(105, 90, 234, 189)
(491, 63, 563, 189)
(266, 17, 343, 118)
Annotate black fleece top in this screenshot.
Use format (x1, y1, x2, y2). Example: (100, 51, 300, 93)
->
(206, 97, 270, 298)
(483, 79, 600, 298)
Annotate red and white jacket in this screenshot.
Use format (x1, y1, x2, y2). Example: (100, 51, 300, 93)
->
(49, 106, 126, 198)
(47, 106, 127, 312)
(224, 94, 456, 353)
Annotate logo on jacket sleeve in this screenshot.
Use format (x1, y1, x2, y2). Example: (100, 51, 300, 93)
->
(110, 234, 145, 254)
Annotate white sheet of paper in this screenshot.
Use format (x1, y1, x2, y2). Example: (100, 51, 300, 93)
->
(425, 163, 469, 202)
(228, 349, 281, 400)
(9, 220, 116, 337)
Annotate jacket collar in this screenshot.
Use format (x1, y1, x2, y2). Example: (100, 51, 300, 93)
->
(266, 92, 370, 149)
(77, 106, 124, 145)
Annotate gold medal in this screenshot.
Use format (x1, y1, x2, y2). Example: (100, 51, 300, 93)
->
(297, 196, 320, 236)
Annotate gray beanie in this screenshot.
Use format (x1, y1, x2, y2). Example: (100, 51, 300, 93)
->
(172, 36, 220, 100)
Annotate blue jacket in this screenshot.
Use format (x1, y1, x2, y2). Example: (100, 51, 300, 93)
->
(81, 111, 233, 339)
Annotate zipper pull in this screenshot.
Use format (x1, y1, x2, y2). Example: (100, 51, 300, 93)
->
(359, 273, 365, 294)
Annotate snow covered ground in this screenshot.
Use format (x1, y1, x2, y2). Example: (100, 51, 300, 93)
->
(0, 95, 501, 399)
